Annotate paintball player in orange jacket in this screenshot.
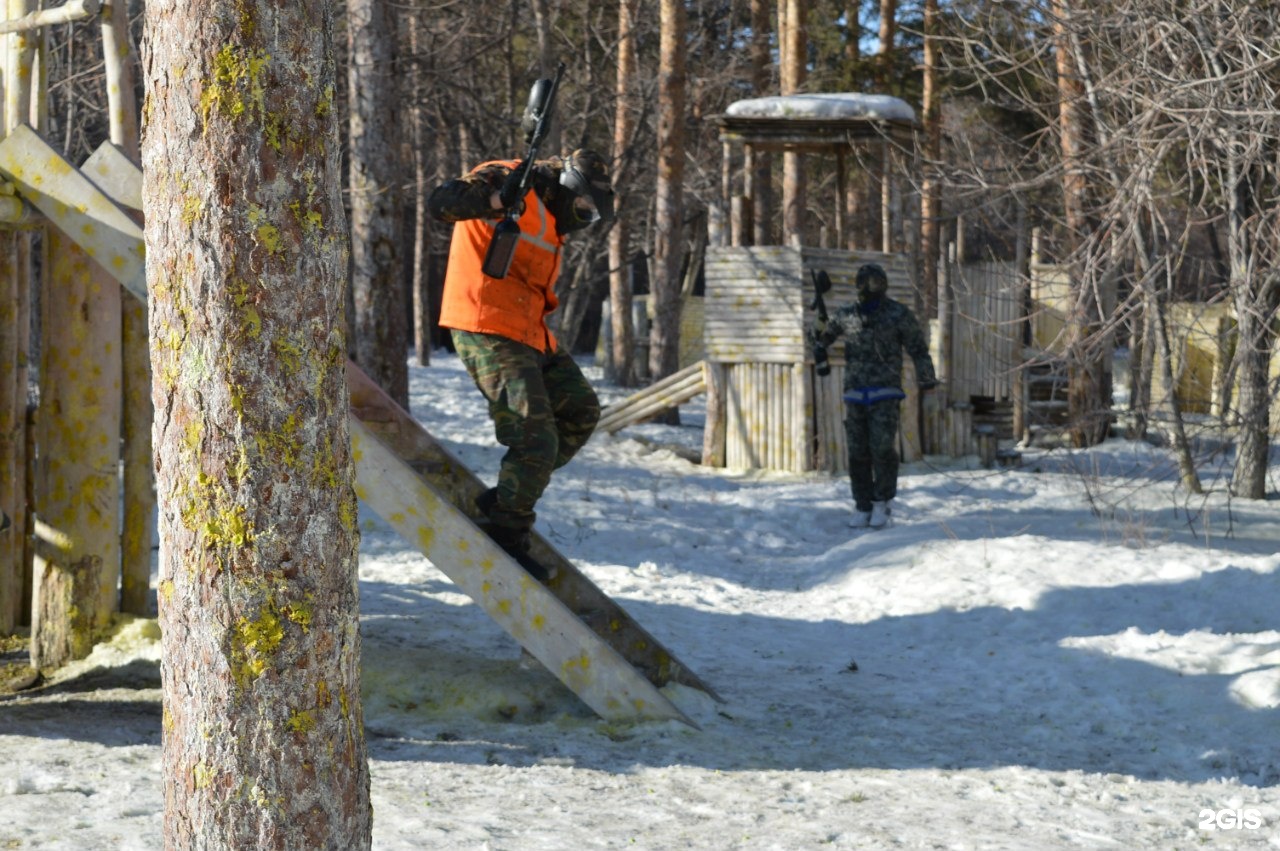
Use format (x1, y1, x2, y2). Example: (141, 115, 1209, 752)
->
(427, 149, 614, 580)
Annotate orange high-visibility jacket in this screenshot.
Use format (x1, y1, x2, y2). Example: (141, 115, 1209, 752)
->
(438, 161, 565, 353)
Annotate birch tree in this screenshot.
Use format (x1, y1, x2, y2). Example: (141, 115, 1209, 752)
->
(142, 0, 372, 845)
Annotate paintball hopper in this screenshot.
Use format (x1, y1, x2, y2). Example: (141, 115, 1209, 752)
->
(484, 64, 565, 279)
(521, 77, 555, 145)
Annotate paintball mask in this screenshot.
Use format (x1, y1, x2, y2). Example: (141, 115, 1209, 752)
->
(855, 263, 889, 303)
(552, 148, 615, 233)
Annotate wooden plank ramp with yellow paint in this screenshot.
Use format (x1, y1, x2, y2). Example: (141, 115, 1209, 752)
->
(0, 130, 712, 725)
(346, 362, 722, 705)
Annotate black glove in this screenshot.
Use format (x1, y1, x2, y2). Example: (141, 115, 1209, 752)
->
(919, 379, 939, 392)
(530, 163, 559, 197)
(497, 163, 527, 211)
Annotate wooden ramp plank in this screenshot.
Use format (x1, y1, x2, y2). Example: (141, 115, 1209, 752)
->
(0, 124, 145, 302)
(349, 417, 693, 726)
(16, 140, 715, 722)
(82, 141, 142, 212)
(347, 363, 722, 702)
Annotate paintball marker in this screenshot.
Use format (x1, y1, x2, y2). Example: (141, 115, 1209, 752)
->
(810, 268, 833, 376)
(481, 62, 567, 279)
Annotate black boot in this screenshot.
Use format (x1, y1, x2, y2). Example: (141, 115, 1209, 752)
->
(474, 487, 498, 519)
(474, 488, 554, 582)
(484, 523, 554, 583)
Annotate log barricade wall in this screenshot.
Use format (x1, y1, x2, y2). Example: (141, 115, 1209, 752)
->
(703, 245, 920, 474)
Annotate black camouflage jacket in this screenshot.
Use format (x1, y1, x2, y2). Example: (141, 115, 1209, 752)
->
(811, 296, 937, 404)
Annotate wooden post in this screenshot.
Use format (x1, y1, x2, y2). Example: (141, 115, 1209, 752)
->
(1012, 209, 1030, 445)
(30, 549, 100, 668)
(835, 148, 847, 251)
(881, 136, 892, 253)
(0, 237, 17, 633)
(101, 0, 152, 618)
(721, 139, 732, 221)
(2, 0, 42, 636)
(0, 0, 98, 35)
(794, 361, 812, 471)
(702, 361, 726, 467)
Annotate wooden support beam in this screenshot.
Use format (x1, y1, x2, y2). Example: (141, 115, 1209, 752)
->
(346, 362, 721, 703)
(0, 124, 144, 301)
(0, 0, 99, 34)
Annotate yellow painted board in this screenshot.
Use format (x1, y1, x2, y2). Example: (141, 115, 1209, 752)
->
(0, 124, 145, 302)
(349, 416, 693, 726)
(82, 141, 142, 212)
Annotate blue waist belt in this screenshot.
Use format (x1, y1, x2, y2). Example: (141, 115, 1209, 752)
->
(843, 386, 906, 405)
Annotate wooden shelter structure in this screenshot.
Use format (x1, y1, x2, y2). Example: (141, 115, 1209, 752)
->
(696, 94, 945, 473)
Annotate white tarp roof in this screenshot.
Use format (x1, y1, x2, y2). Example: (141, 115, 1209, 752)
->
(725, 93, 916, 123)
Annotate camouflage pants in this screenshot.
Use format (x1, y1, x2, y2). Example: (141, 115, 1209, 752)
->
(452, 330, 600, 532)
(845, 400, 900, 512)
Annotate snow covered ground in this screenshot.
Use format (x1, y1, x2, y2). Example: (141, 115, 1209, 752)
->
(2, 352, 1279, 849)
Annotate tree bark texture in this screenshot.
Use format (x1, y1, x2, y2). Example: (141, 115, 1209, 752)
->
(1229, 166, 1278, 498)
(651, 0, 686, 383)
(408, 9, 431, 367)
(877, 0, 896, 90)
(142, 1, 371, 847)
(607, 0, 639, 386)
(920, 0, 941, 314)
(780, 0, 806, 246)
(348, 0, 408, 407)
(749, 0, 772, 246)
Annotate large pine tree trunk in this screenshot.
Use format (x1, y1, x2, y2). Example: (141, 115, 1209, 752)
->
(143, 1, 372, 846)
(651, 0, 686, 384)
(877, 0, 897, 90)
(349, 0, 408, 407)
